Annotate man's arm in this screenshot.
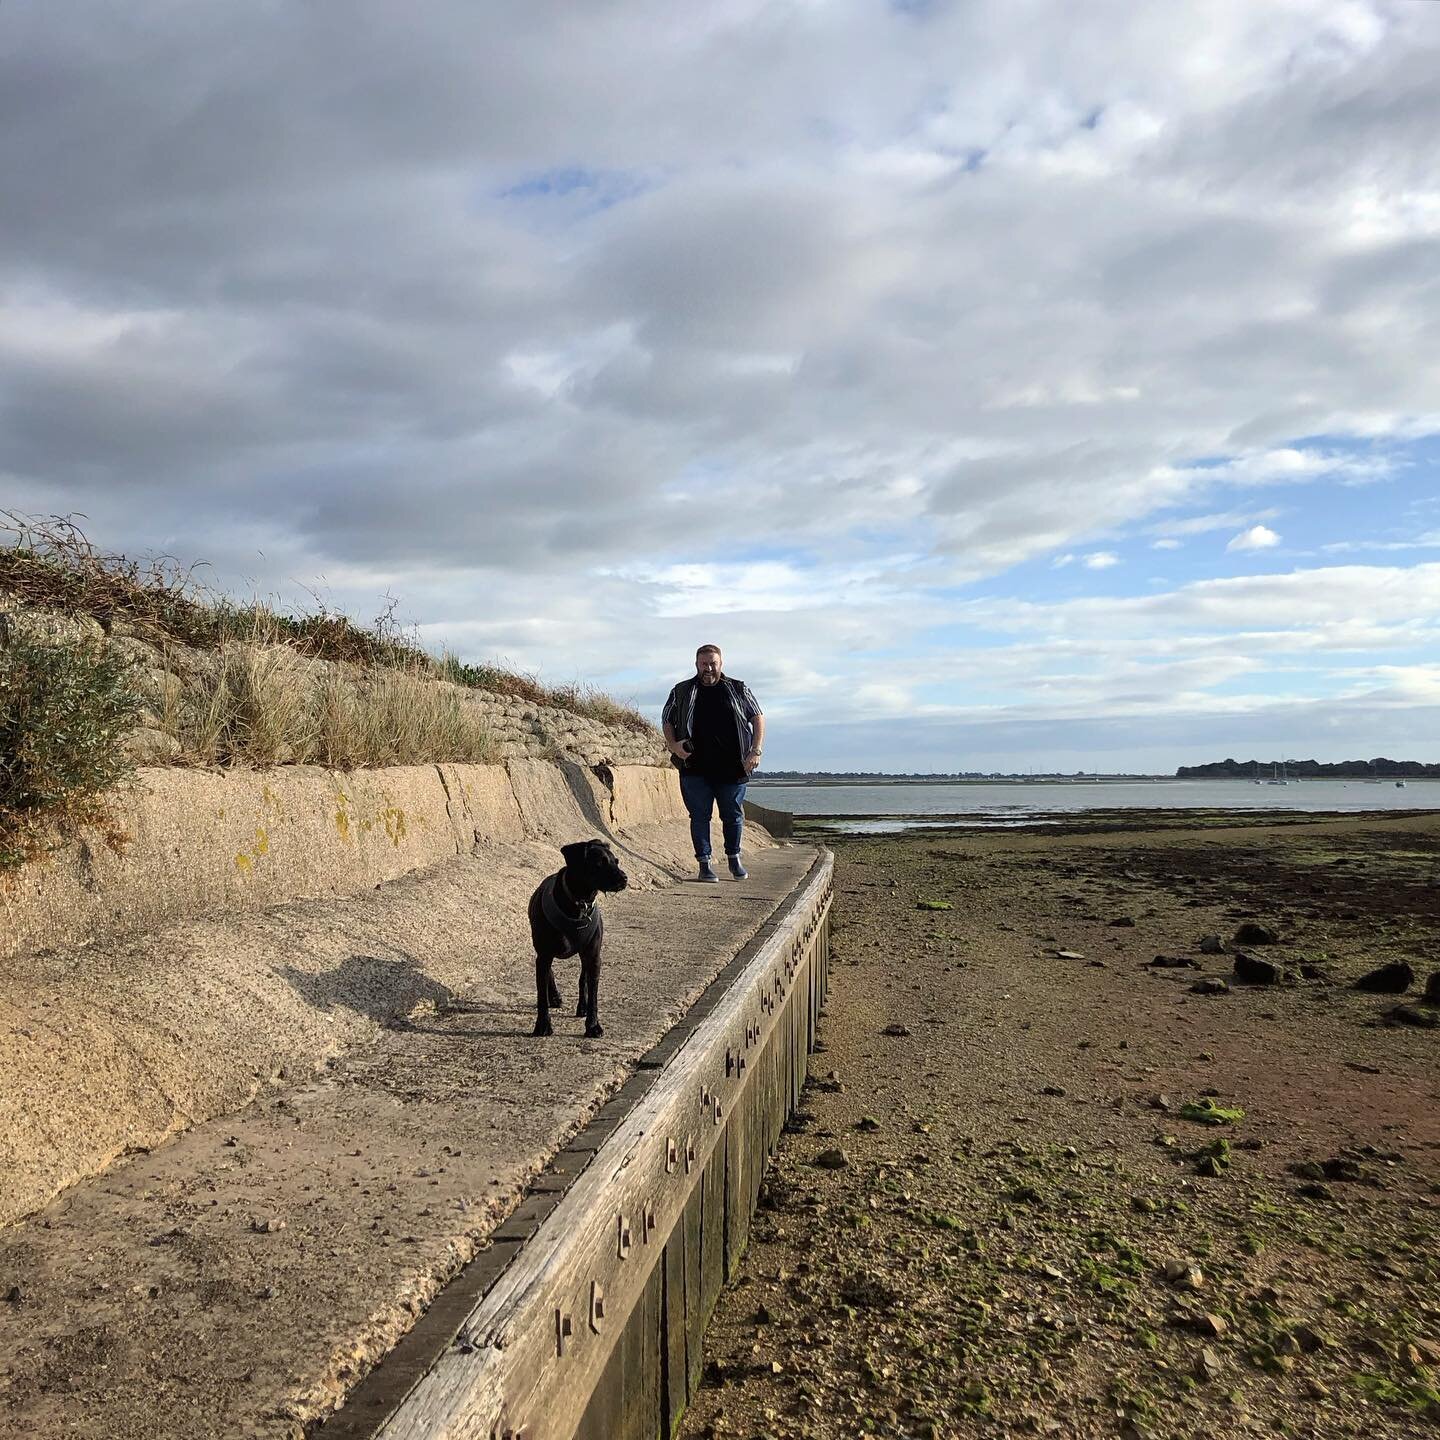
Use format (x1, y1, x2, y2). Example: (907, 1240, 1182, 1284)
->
(661, 685, 692, 760)
(744, 711, 765, 774)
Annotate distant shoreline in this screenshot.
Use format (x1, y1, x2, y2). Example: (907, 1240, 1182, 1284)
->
(749, 775, 1166, 787)
(749, 774, 1431, 787)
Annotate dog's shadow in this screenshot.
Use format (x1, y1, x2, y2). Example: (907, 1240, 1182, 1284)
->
(275, 953, 458, 1029)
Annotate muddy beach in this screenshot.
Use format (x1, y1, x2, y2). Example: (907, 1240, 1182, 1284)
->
(679, 810, 1440, 1440)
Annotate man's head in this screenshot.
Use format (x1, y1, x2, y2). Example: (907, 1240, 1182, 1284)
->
(695, 644, 723, 685)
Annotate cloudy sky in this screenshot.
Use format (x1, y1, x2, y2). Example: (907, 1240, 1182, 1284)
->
(3, 1, 1439, 773)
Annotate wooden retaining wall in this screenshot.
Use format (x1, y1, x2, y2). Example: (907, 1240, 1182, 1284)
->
(325, 851, 832, 1440)
(741, 798, 794, 839)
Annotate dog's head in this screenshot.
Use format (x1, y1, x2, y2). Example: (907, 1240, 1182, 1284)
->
(561, 838, 629, 894)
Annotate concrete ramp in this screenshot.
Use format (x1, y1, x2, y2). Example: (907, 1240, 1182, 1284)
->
(0, 761, 722, 962)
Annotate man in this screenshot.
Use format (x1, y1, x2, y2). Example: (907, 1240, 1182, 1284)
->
(661, 645, 764, 883)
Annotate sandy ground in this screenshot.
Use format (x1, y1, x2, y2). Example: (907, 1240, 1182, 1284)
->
(679, 810, 1440, 1440)
(0, 844, 817, 1440)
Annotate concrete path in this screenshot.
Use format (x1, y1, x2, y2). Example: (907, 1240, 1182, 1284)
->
(0, 844, 818, 1440)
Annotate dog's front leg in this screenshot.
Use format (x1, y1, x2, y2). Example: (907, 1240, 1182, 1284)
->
(580, 946, 603, 1038)
(532, 953, 554, 1037)
(575, 966, 589, 1018)
(548, 973, 563, 1009)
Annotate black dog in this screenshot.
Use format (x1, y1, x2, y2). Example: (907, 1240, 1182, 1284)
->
(529, 839, 628, 1038)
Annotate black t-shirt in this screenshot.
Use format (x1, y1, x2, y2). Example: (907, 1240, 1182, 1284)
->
(687, 681, 745, 783)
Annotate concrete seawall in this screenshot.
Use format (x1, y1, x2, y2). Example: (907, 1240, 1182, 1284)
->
(1, 759, 689, 961)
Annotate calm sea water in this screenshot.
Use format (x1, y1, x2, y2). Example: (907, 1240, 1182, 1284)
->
(748, 778, 1440, 833)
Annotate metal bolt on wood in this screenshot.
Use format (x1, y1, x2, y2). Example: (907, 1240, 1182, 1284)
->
(589, 1281, 605, 1332)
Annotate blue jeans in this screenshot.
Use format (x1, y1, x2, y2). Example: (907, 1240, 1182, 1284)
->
(679, 774, 747, 861)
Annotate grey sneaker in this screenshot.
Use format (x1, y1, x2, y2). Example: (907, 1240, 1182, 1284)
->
(727, 855, 748, 880)
(697, 860, 720, 883)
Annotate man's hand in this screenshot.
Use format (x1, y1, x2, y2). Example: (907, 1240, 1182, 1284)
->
(672, 739, 694, 759)
(744, 748, 761, 775)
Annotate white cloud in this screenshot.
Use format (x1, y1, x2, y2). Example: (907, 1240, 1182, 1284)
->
(1083, 551, 1121, 569)
(1152, 538, 1182, 550)
(1322, 530, 1440, 553)
(1151, 506, 1282, 539)
(1228, 525, 1282, 551)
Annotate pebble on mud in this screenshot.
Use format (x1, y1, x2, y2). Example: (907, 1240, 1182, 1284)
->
(1354, 961, 1414, 994)
(1387, 1003, 1436, 1028)
(812, 1148, 851, 1170)
(1233, 952, 1282, 985)
(1191, 977, 1230, 996)
(1233, 921, 1279, 946)
(1161, 1260, 1205, 1289)
(1194, 1346, 1224, 1383)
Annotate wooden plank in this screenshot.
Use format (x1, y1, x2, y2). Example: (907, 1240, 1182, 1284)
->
(618, 1262, 663, 1440)
(794, 958, 807, 1114)
(661, 1234, 688, 1437)
(682, 1187, 704, 1401)
(759, 1030, 779, 1195)
(794, 956, 808, 1109)
(700, 1142, 726, 1324)
(773, 1012, 788, 1151)
(723, 1069, 750, 1279)
(574, 1320, 623, 1440)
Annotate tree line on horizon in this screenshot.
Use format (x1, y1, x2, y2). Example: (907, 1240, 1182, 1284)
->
(1175, 757, 1439, 779)
(752, 758, 1438, 781)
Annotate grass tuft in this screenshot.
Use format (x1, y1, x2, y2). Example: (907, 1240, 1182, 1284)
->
(170, 645, 501, 769)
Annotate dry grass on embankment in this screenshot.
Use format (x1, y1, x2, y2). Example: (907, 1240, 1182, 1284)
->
(153, 639, 505, 770)
(0, 512, 654, 869)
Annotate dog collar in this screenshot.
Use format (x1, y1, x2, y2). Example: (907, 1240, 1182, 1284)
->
(540, 872, 601, 950)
